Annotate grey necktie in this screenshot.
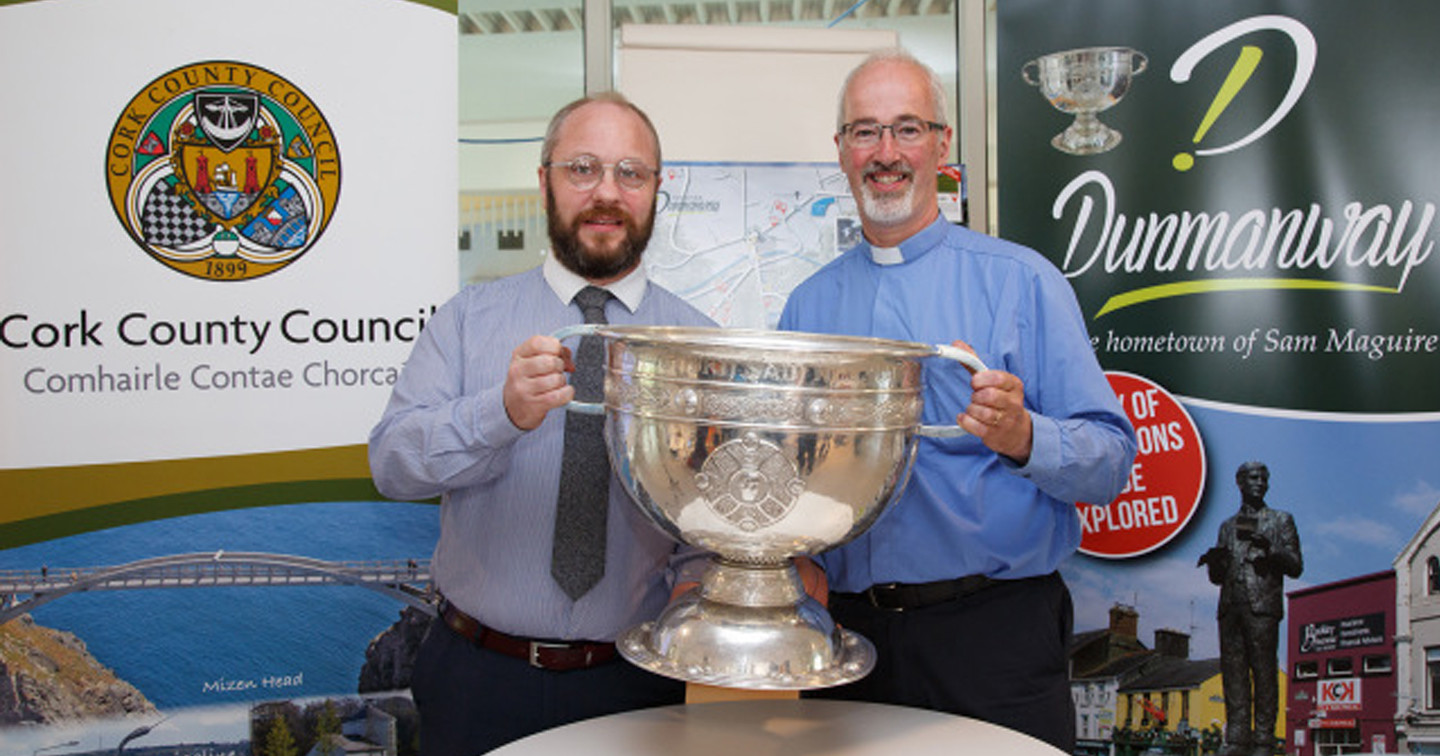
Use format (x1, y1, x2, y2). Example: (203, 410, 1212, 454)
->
(551, 286, 613, 600)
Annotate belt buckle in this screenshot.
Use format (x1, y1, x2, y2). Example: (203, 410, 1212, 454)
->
(529, 640, 572, 669)
(866, 582, 904, 612)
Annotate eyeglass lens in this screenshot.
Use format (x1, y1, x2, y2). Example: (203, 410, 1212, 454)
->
(556, 156, 653, 190)
(844, 119, 936, 145)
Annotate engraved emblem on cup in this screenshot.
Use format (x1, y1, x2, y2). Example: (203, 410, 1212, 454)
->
(1023, 46, 1147, 155)
(696, 434, 803, 532)
(556, 324, 986, 689)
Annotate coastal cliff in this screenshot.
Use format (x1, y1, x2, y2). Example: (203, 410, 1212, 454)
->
(0, 614, 156, 724)
(358, 606, 432, 693)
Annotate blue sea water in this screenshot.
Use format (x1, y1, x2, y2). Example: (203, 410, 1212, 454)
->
(0, 500, 439, 710)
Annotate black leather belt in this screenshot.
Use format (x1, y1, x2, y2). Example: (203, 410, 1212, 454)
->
(837, 575, 997, 611)
(437, 598, 616, 671)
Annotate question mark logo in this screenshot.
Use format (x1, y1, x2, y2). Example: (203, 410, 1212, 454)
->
(1170, 15, 1316, 172)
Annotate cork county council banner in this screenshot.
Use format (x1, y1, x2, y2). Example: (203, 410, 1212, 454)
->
(0, 0, 455, 751)
(1, 0, 456, 542)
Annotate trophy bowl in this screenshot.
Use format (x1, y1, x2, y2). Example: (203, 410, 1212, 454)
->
(1023, 46, 1147, 155)
(557, 324, 984, 690)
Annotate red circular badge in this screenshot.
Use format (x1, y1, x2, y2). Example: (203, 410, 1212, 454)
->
(1077, 372, 1206, 558)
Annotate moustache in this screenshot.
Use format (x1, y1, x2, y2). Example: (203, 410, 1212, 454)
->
(575, 203, 635, 228)
(862, 160, 914, 180)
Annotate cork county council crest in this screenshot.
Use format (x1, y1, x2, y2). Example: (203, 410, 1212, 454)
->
(105, 62, 340, 281)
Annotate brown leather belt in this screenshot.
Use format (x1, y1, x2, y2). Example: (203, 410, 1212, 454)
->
(437, 598, 616, 671)
(837, 575, 997, 611)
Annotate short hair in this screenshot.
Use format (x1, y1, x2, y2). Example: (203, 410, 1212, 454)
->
(1236, 461, 1269, 482)
(540, 92, 662, 168)
(836, 48, 949, 132)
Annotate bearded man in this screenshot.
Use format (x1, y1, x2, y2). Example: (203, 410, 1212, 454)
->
(369, 93, 712, 755)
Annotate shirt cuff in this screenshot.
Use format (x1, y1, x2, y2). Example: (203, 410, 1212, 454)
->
(1006, 409, 1058, 479)
(475, 383, 526, 447)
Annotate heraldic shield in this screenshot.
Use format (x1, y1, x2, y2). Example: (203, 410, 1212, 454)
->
(173, 92, 281, 225)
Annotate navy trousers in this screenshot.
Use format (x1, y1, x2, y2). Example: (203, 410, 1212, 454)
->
(806, 571, 1076, 752)
(411, 619, 685, 755)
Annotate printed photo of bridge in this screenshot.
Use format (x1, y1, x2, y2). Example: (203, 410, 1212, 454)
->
(0, 499, 440, 756)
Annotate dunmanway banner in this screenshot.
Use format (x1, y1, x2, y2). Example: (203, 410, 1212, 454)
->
(997, 1, 1440, 752)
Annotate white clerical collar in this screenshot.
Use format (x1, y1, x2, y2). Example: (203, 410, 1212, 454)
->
(542, 252, 647, 313)
(869, 245, 905, 265)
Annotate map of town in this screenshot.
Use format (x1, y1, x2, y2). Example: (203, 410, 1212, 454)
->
(643, 162, 859, 329)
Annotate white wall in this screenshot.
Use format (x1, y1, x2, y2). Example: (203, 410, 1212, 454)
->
(459, 31, 580, 194)
(619, 25, 896, 163)
(459, 17, 961, 193)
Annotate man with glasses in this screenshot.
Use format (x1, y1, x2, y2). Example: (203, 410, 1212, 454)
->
(779, 49, 1137, 750)
(369, 92, 711, 754)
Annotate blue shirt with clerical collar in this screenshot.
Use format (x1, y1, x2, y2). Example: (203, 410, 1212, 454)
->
(779, 214, 1137, 590)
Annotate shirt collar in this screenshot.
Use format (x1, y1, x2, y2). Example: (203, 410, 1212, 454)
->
(870, 245, 904, 265)
(542, 252, 647, 313)
(864, 214, 951, 266)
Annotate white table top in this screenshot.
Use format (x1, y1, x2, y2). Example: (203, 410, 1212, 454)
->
(487, 698, 1066, 756)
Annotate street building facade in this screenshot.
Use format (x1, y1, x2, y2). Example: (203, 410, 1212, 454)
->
(1395, 503, 1440, 754)
(1288, 570, 1397, 755)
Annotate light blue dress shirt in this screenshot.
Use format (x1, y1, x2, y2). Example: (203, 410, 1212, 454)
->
(368, 255, 713, 641)
(779, 215, 1137, 590)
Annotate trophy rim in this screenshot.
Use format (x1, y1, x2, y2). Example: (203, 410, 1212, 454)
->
(589, 324, 938, 360)
(1028, 44, 1144, 63)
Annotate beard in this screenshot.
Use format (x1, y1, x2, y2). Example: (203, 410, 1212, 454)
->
(856, 160, 919, 227)
(546, 188, 655, 281)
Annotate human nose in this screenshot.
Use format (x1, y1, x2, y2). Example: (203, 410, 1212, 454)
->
(589, 166, 624, 199)
(872, 126, 903, 158)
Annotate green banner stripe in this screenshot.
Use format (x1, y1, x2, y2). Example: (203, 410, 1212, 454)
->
(1096, 278, 1397, 317)
(1, 445, 373, 524)
(406, 0, 458, 14)
(0, 478, 438, 550)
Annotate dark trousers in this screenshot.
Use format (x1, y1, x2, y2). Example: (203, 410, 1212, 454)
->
(411, 619, 685, 755)
(1218, 603, 1281, 750)
(805, 572, 1076, 752)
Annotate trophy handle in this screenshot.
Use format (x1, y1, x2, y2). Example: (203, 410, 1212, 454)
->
(1131, 51, 1148, 76)
(918, 344, 990, 439)
(551, 323, 605, 416)
(1021, 59, 1040, 86)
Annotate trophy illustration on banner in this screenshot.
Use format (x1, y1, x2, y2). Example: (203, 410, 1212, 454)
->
(556, 324, 986, 690)
(1023, 46, 1147, 155)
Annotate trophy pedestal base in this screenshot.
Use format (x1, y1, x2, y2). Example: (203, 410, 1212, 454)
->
(1052, 117, 1122, 155)
(618, 557, 875, 689)
(618, 618, 875, 691)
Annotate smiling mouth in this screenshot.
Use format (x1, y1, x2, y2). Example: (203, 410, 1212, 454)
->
(579, 210, 629, 233)
(864, 164, 913, 192)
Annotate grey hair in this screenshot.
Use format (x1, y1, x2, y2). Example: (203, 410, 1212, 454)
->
(835, 48, 949, 132)
(540, 91, 662, 167)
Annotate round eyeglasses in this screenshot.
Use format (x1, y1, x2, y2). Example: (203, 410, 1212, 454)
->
(838, 118, 946, 147)
(545, 155, 657, 191)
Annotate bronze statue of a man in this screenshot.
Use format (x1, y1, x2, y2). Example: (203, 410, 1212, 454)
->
(1199, 461, 1303, 756)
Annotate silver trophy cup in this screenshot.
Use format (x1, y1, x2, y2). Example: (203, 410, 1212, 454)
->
(558, 325, 985, 690)
(1023, 46, 1147, 155)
